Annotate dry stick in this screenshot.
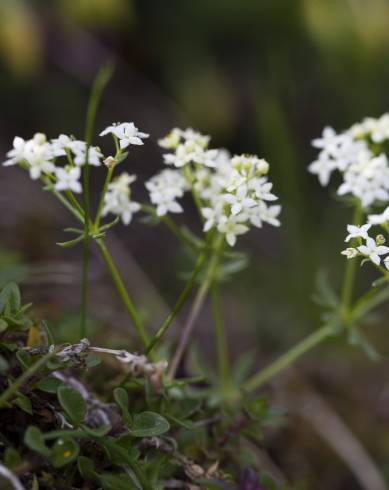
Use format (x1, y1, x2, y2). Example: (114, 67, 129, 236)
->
(168, 236, 223, 378)
(168, 280, 210, 378)
(0, 464, 25, 490)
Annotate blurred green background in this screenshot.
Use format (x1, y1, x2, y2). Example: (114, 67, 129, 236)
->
(2, 1, 389, 488)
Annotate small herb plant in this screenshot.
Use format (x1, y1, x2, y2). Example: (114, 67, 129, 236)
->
(1, 66, 389, 489)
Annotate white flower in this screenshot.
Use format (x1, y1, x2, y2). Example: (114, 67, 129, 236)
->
(55, 167, 82, 193)
(384, 256, 389, 270)
(250, 177, 278, 201)
(201, 203, 224, 232)
(192, 148, 219, 168)
(3, 136, 27, 166)
(51, 134, 73, 156)
(24, 138, 56, 179)
(358, 237, 389, 265)
(180, 128, 210, 148)
(224, 184, 256, 215)
(311, 126, 342, 153)
(158, 128, 182, 149)
(368, 207, 389, 225)
(217, 214, 249, 247)
(100, 122, 149, 150)
(72, 144, 102, 167)
(308, 151, 337, 186)
(341, 247, 359, 259)
(146, 169, 188, 216)
(345, 224, 371, 242)
(102, 172, 140, 225)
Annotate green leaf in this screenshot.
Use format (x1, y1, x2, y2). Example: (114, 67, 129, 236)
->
(57, 235, 85, 248)
(0, 283, 21, 313)
(4, 447, 21, 469)
(16, 350, 33, 370)
(81, 424, 111, 438)
(128, 411, 170, 438)
(260, 472, 277, 490)
(77, 456, 98, 481)
(113, 387, 131, 425)
(35, 376, 64, 394)
(0, 354, 9, 374)
(0, 319, 8, 332)
(15, 393, 33, 415)
(24, 426, 50, 457)
(51, 437, 79, 468)
(41, 321, 55, 345)
(57, 386, 86, 426)
(348, 328, 380, 361)
(100, 472, 138, 490)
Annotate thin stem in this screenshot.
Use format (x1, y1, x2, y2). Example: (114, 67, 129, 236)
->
(96, 239, 149, 348)
(94, 164, 114, 229)
(145, 253, 207, 355)
(211, 279, 231, 392)
(341, 202, 363, 319)
(0, 351, 56, 408)
(80, 64, 113, 339)
(168, 234, 224, 378)
(243, 324, 334, 393)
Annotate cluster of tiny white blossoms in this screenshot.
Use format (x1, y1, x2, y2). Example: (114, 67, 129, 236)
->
(3, 122, 281, 247)
(102, 173, 141, 225)
(309, 113, 389, 208)
(3, 132, 104, 192)
(150, 128, 281, 246)
(341, 206, 389, 269)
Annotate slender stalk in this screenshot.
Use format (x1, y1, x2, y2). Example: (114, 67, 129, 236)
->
(80, 64, 113, 339)
(211, 279, 231, 392)
(0, 351, 56, 408)
(96, 239, 149, 348)
(145, 253, 207, 355)
(340, 202, 363, 320)
(243, 324, 334, 392)
(168, 234, 224, 378)
(94, 164, 114, 229)
(243, 202, 365, 393)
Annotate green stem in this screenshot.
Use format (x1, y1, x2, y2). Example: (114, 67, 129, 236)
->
(96, 239, 149, 348)
(168, 234, 224, 378)
(340, 202, 363, 320)
(80, 64, 113, 339)
(243, 324, 334, 392)
(211, 279, 231, 392)
(0, 351, 56, 408)
(94, 164, 114, 229)
(145, 253, 207, 355)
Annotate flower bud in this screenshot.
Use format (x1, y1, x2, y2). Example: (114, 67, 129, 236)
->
(104, 156, 116, 169)
(256, 158, 269, 175)
(341, 247, 358, 259)
(33, 132, 47, 145)
(376, 234, 386, 245)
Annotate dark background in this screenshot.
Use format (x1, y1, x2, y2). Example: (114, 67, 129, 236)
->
(1, 1, 389, 487)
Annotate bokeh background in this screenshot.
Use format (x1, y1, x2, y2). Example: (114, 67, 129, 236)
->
(2, 1, 389, 488)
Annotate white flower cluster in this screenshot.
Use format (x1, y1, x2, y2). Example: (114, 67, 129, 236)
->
(151, 128, 281, 246)
(309, 114, 389, 208)
(341, 213, 389, 268)
(100, 122, 149, 149)
(3, 133, 103, 192)
(102, 172, 141, 225)
(2, 122, 148, 195)
(145, 169, 188, 217)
